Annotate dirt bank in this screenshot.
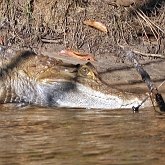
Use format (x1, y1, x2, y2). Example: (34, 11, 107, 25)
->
(0, 0, 164, 53)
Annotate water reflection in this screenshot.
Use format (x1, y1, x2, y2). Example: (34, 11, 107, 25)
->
(0, 104, 165, 165)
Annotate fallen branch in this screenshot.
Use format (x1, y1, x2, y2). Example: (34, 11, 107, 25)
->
(119, 44, 165, 59)
(125, 50, 165, 112)
(132, 49, 165, 59)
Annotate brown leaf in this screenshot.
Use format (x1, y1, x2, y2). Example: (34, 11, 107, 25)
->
(83, 20, 108, 33)
(0, 36, 5, 45)
(60, 49, 95, 61)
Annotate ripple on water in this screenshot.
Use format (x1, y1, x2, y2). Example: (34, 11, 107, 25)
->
(0, 105, 165, 165)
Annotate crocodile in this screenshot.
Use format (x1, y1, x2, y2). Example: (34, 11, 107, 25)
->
(0, 47, 151, 109)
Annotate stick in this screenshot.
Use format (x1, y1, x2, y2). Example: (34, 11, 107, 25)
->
(132, 49, 165, 59)
(133, 80, 165, 111)
(41, 38, 62, 44)
(125, 51, 165, 112)
(119, 44, 165, 59)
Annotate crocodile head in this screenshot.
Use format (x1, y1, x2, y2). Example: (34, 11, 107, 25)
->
(0, 49, 150, 109)
(55, 62, 151, 109)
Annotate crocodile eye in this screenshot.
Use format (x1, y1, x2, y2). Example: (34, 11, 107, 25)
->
(80, 67, 89, 76)
(78, 66, 95, 79)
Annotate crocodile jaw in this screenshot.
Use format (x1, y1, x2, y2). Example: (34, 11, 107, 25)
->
(50, 82, 148, 109)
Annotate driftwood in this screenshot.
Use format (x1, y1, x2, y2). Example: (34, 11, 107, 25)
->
(125, 51, 165, 112)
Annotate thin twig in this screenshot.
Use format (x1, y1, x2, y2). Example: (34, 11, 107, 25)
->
(132, 79, 165, 110)
(132, 49, 165, 59)
(138, 9, 164, 34)
(136, 10, 159, 41)
(158, 80, 165, 88)
(135, 11, 150, 42)
(41, 38, 62, 43)
(119, 44, 165, 59)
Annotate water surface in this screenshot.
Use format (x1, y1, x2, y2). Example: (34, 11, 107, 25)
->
(0, 104, 165, 165)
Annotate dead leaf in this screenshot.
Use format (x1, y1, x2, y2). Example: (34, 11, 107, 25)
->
(0, 36, 5, 45)
(60, 49, 95, 61)
(83, 20, 108, 33)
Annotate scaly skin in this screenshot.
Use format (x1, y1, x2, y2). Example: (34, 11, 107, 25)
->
(0, 48, 151, 109)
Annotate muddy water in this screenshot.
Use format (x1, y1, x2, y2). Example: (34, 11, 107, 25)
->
(0, 105, 165, 165)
